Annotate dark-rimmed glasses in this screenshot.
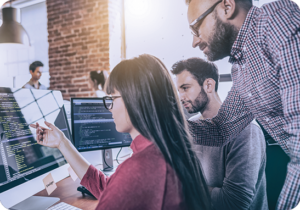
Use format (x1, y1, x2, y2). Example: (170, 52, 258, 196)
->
(103, 96, 121, 110)
(189, 0, 222, 38)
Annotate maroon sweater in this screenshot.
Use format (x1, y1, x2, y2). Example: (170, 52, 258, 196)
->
(80, 135, 186, 210)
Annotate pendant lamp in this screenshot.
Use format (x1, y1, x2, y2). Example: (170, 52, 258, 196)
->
(0, 3, 30, 45)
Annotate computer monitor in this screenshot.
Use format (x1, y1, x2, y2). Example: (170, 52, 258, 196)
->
(71, 98, 132, 153)
(0, 88, 72, 209)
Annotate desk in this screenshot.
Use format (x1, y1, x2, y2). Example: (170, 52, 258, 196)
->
(35, 176, 98, 210)
(34, 155, 129, 210)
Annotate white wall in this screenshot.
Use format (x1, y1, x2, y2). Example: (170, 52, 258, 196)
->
(123, 0, 286, 101)
(0, 44, 34, 88)
(124, 0, 232, 101)
(258, 0, 277, 6)
(109, 0, 123, 70)
(0, 1, 49, 89)
(20, 1, 49, 88)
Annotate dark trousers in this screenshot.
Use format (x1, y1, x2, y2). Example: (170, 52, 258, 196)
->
(258, 121, 290, 210)
(265, 144, 289, 210)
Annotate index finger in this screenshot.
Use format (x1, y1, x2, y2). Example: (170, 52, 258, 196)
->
(30, 123, 49, 131)
(30, 124, 37, 129)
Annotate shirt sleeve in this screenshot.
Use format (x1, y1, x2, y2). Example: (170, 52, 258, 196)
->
(94, 151, 167, 210)
(80, 165, 110, 199)
(211, 124, 267, 210)
(276, 14, 300, 209)
(188, 85, 254, 146)
(80, 150, 168, 210)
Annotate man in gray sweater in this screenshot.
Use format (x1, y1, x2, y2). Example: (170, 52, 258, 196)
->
(172, 57, 268, 210)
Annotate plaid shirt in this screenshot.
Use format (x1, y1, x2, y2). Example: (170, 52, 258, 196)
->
(188, 1, 300, 209)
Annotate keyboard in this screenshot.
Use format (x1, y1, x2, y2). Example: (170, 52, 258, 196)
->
(48, 202, 82, 210)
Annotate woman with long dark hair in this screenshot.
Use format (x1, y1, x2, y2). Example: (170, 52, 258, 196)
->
(30, 54, 211, 210)
(89, 70, 109, 97)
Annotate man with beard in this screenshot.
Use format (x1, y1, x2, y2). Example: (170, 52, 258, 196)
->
(172, 57, 268, 210)
(185, 0, 300, 209)
(23, 61, 47, 90)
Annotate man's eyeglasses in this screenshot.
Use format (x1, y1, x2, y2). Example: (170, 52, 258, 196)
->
(103, 96, 121, 110)
(190, 0, 222, 38)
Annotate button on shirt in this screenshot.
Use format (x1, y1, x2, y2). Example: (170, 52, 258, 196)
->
(188, 1, 300, 209)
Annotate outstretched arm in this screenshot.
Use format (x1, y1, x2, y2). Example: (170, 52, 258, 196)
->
(30, 122, 90, 180)
(188, 85, 254, 146)
(276, 21, 300, 209)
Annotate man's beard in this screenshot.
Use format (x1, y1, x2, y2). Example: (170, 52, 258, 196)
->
(204, 12, 239, 61)
(184, 88, 209, 114)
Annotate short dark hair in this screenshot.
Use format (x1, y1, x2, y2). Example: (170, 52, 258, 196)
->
(185, 0, 252, 10)
(29, 61, 44, 73)
(171, 57, 219, 91)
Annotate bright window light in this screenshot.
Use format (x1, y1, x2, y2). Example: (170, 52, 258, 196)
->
(126, 0, 149, 17)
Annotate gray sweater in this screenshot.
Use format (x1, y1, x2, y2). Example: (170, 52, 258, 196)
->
(193, 122, 268, 210)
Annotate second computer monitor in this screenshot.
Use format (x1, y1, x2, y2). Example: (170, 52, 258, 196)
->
(71, 98, 132, 152)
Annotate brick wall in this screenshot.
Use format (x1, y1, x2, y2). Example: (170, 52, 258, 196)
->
(47, 0, 122, 99)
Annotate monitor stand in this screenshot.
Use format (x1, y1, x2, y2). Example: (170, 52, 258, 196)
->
(10, 196, 59, 210)
(102, 149, 114, 172)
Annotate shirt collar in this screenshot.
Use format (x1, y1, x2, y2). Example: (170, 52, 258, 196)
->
(130, 135, 153, 153)
(28, 79, 41, 87)
(229, 6, 259, 63)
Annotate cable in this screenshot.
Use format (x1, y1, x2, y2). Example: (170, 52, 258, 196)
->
(102, 149, 114, 171)
(116, 147, 122, 165)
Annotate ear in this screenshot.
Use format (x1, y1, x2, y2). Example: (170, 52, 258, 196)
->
(202, 78, 216, 94)
(217, 0, 236, 20)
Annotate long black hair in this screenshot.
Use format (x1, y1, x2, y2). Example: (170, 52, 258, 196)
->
(105, 54, 211, 210)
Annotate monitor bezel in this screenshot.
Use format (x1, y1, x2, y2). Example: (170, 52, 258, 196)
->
(0, 99, 71, 194)
(70, 97, 132, 153)
(61, 104, 73, 146)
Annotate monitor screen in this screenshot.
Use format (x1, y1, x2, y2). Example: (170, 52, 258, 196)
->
(71, 98, 132, 152)
(0, 88, 70, 193)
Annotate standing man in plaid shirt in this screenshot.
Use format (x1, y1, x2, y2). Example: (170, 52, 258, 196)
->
(185, 0, 300, 209)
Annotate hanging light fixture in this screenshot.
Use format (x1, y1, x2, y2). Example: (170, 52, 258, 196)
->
(0, 0, 30, 45)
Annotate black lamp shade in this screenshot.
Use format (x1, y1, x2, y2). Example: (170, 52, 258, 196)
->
(0, 7, 30, 45)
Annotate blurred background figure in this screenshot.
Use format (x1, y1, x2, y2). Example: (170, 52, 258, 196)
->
(23, 61, 47, 90)
(89, 70, 109, 97)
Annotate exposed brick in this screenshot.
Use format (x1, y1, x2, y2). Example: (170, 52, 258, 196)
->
(77, 93, 90, 97)
(78, 84, 89, 88)
(47, 0, 122, 100)
(69, 88, 80, 93)
(81, 88, 91, 92)
(65, 34, 77, 39)
(60, 44, 70, 48)
(65, 52, 76, 57)
(73, 79, 86, 83)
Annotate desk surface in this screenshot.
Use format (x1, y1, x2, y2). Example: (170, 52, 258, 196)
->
(34, 155, 130, 210)
(35, 176, 98, 210)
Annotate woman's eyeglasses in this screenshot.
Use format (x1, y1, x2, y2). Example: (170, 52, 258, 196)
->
(103, 96, 121, 110)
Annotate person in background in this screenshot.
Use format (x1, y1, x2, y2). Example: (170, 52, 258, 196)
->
(23, 61, 47, 90)
(185, 0, 300, 208)
(89, 70, 109, 97)
(30, 54, 211, 210)
(172, 57, 268, 210)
